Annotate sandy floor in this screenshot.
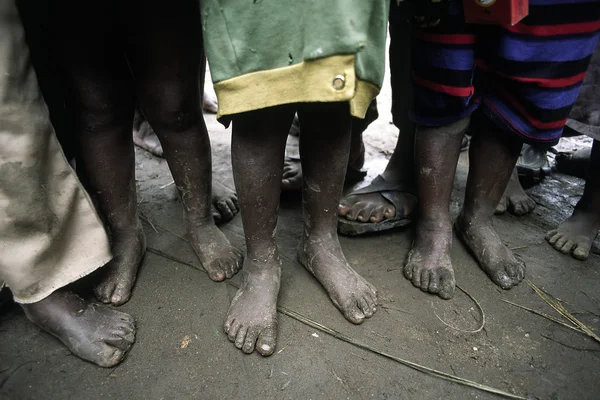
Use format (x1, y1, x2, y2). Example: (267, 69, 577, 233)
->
(1, 56, 599, 400)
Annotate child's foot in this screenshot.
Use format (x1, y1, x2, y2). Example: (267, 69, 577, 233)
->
(495, 170, 536, 216)
(22, 291, 136, 367)
(298, 233, 377, 324)
(455, 214, 525, 289)
(188, 222, 243, 281)
(546, 208, 600, 260)
(212, 181, 240, 224)
(95, 222, 146, 306)
(224, 259, 280, 356)
(281, 158, 303, 191)
(404, 218, 455, 299)
(133, 116, 164, 157)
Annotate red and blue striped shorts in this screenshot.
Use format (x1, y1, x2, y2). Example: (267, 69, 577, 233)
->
(411, 0, 600, 145)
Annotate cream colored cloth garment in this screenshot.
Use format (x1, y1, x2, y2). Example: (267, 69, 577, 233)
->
(0, 0, 111, 304)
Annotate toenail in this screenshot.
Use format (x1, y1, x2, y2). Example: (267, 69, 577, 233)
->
(260, 344, 271, 352)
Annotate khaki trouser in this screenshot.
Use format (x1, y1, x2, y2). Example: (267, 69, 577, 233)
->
(0, 0, 111, 303)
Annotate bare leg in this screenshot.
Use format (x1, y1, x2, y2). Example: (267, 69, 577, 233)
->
(547, 140, 600, 260)
(224, 106, 295, 356)
(59, 13, 145, 306)
(404, 117, 470, 299)
(297, 103, 378, 323)
(22, 291, 135, 367)
(495, 168, 536, 216)
(127, 0, 242, 281)
(455, 118, 526, 289)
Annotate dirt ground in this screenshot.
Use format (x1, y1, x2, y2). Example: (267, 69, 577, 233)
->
(1, 55, 600, 400)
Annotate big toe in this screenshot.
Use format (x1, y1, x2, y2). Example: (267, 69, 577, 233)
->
(495, 198, 507, 215)
(215, 200, 235, 222)
(256, 327, 277, 356)
(206, 263, 226, 282)
(94, 345, 128, 368)
(94, 282, 116, 304)
(573, 243, 591, 261)
(491, 269, 514, 290)
(342, 299, 366, 324)
(110, 283, 134, 306)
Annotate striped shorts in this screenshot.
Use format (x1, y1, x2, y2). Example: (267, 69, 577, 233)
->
(411, 0, 600, 145)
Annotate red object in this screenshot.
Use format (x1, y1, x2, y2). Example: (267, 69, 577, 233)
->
(463, 0, 529, 26)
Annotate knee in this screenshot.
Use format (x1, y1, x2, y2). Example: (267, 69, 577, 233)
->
(74, 91, 134, 134)
(141, 92, 202, 134)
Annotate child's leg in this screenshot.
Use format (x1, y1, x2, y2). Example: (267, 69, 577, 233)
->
(297, 103, 378, 324)
(455, 118, 525, 288)
(547, 140, 600, 260)
(404, 118, 470, 299)
(127, 0, 242, 281)
(58, 5, 145, 306)
(225, 106, 295, 356)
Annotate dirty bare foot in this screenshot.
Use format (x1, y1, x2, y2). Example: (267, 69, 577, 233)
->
(224, 259, 280, 356)
(298, 233, 377, 324)
(212, 181, 239, 224)
(22, 291, 135, 367)
(95, 222, 146, 306)
(455, 214, 525, 289)
(188, 221, 243, 281)
(495, 169, 536, 216)
(404, 219, 455, 299)
(546, 208, 600, 260)
(281, 158, 303, 191)
(132, 112, 164, 157)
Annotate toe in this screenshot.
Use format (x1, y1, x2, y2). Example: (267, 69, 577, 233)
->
(548, 231, 562, 246)
(342, 300, 365, 324)
(207, 264, 226, 282)
(235, 327, 248, 349)
(368, 206, 386, 223)
(242, 328, 259, 354)
(358, 297, 373, 318)
(512, 202, 524, 216)
(438, 270, 455, 300)
(412, 267, 422, 288)
(96, 346, 126, 368)
(256, 327, 277, 356)
(419, 270, 431, 292)
(111, 284, 132, 306)
(495, 198, 507, 215)
(383, 205, 396, 219)
(428, 273, 440, 294)
(106, 332, 135, 351)
(338, 203, 351, 216)
(554, 236, 568, 250)
(356, 206, 374, 222)
(364, 295, 377, 314)
(403, 261, 414, 280)
(226, 199, 238, 217)
(492, 269, 513, 290)
(559, 240, 576, 254)
(226, 320, 240, 341)
(573, 243, 591, 261)
(545, 229, 558, 241)
(94, 283, 115, 304)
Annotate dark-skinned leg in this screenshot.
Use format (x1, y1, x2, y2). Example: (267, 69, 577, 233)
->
(126, 0, 242, 281)
(404, 117, 470, 299)
(59, 9, 145, 306)
(339, 5, 417, 224)
(297, 103, 378, 323)
(224, 106, 295, 356)
(547, 140, 600, 260)
(455, 117, 526, 288)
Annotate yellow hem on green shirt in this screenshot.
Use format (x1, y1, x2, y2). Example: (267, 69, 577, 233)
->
(213, 54, 379, 119)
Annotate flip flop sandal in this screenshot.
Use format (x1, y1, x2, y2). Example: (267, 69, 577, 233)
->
(338, 175, 416, 236)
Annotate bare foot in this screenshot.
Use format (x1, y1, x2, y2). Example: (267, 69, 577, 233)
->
(132, 112, 164, 157)
(188, 222, 243, 281)
(212, 181, 240, 224)
(202, 90, 218, 114)
(546, 208, 600, 260)
(298, 233, 377, 324)
(281, 158, 303, 191)
(455, 214, 525, 289)
(224, 259, 279, 356)
(22, 291, 135, 367)
(495, 169, 536, 216)
(404, 219, 455, 299)
(95, 222, 146, 306)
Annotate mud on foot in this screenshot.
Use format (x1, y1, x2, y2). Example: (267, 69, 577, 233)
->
(546, 208, 600, 260)
(188, 222, 243, 281)
(224, 259, 280, 356)
(22, 291, 135, 367)
(455, 214, 525, 289)
(298, 233, 377, 324)
(95, 222, 146, 306)
(404, 219, 455, 299)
